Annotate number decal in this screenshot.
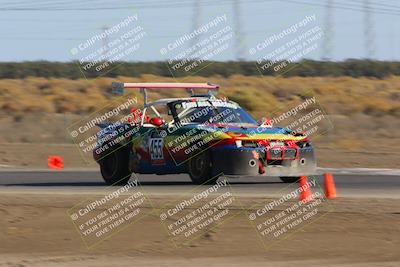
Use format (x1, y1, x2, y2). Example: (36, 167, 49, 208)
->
(149, 138, 164, 161)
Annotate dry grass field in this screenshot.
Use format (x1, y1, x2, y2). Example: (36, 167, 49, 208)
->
(1, 75, 399, 117)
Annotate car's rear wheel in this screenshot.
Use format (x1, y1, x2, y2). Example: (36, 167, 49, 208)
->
(280, 176, 300, 183)
(188, 151, 218, 185)
(100, 148, 131, 185)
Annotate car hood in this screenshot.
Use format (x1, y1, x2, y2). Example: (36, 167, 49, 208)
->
(197, 123, 307, 141)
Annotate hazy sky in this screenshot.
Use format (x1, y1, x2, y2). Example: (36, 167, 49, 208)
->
(0, 0, 399, 62)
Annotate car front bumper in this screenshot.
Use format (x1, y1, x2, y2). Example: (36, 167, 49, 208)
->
(211, 146, 317, 177)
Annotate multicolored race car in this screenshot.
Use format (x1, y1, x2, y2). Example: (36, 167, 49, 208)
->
(93, 83, 316, 185)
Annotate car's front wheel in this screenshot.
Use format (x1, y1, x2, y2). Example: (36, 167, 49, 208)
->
(280, 176, 300, 183)
(99, 148, 131, 185)
(188, 151, 218, 185)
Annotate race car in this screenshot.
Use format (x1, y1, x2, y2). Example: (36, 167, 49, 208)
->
(93, 82, 316, 185)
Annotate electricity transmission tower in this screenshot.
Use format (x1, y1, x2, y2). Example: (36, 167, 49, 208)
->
(322, 0, 334, 60)
(233, 0, 246, 60)
(363, 0, 375, 58)
(191, 0, 247, 60)
(102, 26, 109, 62)
(191, 0, 202, 52)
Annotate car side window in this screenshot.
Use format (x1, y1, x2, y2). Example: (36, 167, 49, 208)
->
(143, 104, 174, 127)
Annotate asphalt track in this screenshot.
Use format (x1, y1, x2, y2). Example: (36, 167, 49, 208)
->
(0, 168, 399, 198)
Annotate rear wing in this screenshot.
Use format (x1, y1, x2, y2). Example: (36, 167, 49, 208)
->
(111, 82, 219, 105)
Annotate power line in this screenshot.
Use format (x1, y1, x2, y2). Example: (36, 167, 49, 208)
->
(341, 0, 400, 10)
(0, 0, 189, 8)
(1, 0, 400, 15)
(0, 0, 231, 11)
(283, 0, 400, 16)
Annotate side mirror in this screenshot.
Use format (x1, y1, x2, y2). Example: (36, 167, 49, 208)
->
(149, 117, 165, 127)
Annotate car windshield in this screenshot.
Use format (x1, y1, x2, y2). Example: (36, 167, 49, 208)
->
(176, 101, 257, 125)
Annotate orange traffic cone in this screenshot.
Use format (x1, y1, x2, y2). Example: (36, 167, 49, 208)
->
(48, 155, 64, 169)
(299, 176, 314, 202)
(324, 173, 337, 199)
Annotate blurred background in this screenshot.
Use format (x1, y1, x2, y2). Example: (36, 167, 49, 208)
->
(0, 0, 399, 168)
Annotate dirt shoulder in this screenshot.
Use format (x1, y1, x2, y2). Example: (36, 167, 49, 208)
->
(0, 193, 399, 266)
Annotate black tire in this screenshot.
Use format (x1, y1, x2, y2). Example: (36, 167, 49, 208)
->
(280, 176, 300, 183)
(188, 151, 218, 185)
(100, 148, 131, 185)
